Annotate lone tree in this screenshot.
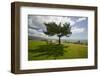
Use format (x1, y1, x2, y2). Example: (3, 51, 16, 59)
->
(44, 22, 72, 45)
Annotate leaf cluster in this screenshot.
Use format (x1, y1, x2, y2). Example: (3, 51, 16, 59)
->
(44, 22, 72, 37)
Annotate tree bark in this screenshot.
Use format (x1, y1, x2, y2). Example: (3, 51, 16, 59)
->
(58, 36, 61, 45)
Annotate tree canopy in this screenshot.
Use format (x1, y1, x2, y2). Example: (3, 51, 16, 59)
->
(44, 22, 72, 44)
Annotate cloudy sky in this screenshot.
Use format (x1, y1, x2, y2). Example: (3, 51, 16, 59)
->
(28, 15, 88, 40)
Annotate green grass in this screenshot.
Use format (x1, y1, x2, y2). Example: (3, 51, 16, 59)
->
(28, 40, 88, 60)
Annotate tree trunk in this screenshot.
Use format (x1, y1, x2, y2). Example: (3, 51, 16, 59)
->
(58, 36, 61, 45)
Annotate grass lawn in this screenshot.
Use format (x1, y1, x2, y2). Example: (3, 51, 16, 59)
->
(28, 40, 88, 60)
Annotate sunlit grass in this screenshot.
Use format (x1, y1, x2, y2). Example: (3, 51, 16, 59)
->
(28, 40, 88, 60)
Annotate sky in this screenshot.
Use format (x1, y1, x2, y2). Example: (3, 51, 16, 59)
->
(28, 15, 88, 40)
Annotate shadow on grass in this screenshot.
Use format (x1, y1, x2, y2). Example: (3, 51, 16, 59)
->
(29, 44, 68, 59)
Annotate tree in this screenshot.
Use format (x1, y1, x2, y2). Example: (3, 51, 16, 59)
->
(44, 22, 72, 45)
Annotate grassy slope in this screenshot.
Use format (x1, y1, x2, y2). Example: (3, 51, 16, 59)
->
(28, 40, 88, 60)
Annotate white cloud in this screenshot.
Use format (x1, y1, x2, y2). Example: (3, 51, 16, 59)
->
(31, 16, 75, 26)
(28, 15, 87, 39)
(71, 27, 85, 33)
(63, 17, 75, 26)
(76, 17, 87, 22)
(28, 28, 47, 37)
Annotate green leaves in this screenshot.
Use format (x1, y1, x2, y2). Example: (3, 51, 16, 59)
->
(44, 22, 58, 36)
(44, 21, 72, 45)
(62, 22, 72, 37)
(44, 22, 72, 37)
